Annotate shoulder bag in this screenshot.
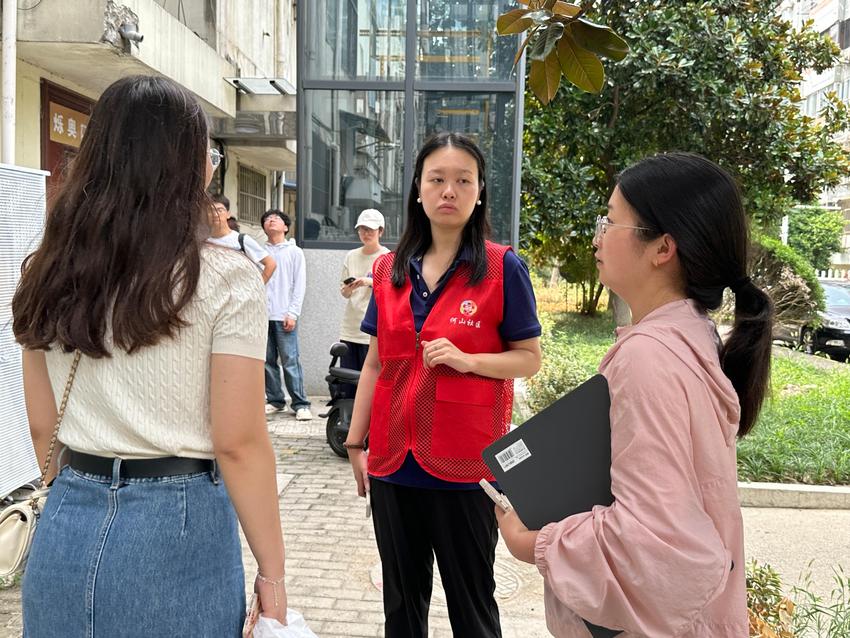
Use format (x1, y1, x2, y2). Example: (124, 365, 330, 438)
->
(0, 350, 81, 577)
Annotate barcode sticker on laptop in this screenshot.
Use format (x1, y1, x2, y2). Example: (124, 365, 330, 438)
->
(495, 439, 531, 472)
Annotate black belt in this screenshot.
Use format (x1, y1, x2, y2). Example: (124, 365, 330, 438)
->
(68, 450, 215, 478)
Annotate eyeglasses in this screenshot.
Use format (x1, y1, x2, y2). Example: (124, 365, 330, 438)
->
(594, 215, 652, 239)
(209, 148, 222, 169)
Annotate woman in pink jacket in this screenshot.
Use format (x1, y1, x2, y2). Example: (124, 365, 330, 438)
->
(497, 152, 773, 637)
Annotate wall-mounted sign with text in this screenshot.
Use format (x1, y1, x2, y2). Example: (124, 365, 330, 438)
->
(48, 102, 90, 149)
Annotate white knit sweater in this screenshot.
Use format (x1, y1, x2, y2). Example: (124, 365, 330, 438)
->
(45, 246, 267, 459)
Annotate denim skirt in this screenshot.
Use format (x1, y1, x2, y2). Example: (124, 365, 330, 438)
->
(22, 461, 245, 637)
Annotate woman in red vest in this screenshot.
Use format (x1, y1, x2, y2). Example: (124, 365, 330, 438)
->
(344, 132, 542, 637)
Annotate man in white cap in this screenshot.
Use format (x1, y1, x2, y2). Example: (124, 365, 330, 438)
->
(337, 208, 390, 397)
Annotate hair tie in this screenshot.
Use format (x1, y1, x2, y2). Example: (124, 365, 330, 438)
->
(730, 276, 751, 293)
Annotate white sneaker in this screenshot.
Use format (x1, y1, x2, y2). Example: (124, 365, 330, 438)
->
(295, 407, 313, 421)
(264, 404, 282, 415)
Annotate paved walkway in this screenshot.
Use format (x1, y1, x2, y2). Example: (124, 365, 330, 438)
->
(2, 402, 849, 637)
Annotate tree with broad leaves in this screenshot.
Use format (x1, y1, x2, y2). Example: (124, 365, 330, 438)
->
(787, 205, 846, 272)
(497, 0, 629, 101)
(507, 0, 850, 315)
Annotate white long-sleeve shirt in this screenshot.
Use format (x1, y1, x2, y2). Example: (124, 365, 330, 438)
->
(265, 238, 306, 320)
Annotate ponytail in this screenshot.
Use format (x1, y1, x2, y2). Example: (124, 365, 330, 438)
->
(720, 281, 773, 437)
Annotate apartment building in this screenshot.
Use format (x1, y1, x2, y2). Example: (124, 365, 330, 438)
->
(780, 0, 850, 270)
(0, 0, 297, 219)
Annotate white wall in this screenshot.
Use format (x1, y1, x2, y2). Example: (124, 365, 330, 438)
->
(299, 248, 350, 396)
(276, 0, 297, 84)
(217, 0, 278, 78)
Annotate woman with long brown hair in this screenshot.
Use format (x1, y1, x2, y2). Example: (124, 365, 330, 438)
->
(13, 75, 286, 636)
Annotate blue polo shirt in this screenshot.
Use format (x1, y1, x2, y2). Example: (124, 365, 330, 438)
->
(360, 247, 541, 489)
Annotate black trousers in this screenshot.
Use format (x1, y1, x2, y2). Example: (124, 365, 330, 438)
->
(339, 340, 369, 399)
(370, 479, 502, 638)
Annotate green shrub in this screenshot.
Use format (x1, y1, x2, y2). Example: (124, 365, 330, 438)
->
(791, 565, 850, 637)
(748, 560, 794, 635)
(718, 234, 824, 327)
(747, 560, 850, 637)
(524, 312, 615, 416)
(755, 234, 825, 318)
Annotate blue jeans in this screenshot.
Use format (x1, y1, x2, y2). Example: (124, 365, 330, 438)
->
(265, 320, 310, 410)
(22, 462, 244, 637)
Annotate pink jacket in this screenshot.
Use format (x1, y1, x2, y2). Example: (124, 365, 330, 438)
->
(534, 300, 747, 637)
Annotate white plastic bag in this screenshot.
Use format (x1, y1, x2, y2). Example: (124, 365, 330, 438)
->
(253, 609, 318, 638)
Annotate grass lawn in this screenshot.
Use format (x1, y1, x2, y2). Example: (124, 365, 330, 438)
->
(738, 352, 850, 485)
(530, 307, 850, 486)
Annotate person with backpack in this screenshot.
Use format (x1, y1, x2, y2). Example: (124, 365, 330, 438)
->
(207, 195, 276, 283)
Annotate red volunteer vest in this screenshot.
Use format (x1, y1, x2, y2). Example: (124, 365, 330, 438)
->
(368, 241, 514, 482)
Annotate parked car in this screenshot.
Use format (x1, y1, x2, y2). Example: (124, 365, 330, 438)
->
(774, 280, 850, 361)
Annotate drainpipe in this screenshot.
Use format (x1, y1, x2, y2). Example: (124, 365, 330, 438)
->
(276, 0, 285, 78)
(2, 0, 16, 164)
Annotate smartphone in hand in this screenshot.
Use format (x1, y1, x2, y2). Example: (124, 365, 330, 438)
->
(242, 593, 260, 637)
(479, 479, 512, 512)
(343, 277, 356, 285)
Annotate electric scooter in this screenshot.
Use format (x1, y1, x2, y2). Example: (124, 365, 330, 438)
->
(321, 342, 363, 458)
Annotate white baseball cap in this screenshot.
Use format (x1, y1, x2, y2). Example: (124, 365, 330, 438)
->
(355, 208, 384, 230)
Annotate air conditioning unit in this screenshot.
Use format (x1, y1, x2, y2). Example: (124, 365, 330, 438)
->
(0, 164, 47, 498)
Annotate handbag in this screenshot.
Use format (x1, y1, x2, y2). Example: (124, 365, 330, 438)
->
(0, 351, 81, 578)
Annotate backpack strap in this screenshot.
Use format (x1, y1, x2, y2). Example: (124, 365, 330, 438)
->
(237, 233, 246, 253)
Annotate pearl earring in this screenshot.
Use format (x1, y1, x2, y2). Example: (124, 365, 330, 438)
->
(416, 197, 421, 203)
(476, 200, 482, 205)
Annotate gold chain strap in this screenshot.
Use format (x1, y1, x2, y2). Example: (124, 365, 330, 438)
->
(37, 350, 82, 487)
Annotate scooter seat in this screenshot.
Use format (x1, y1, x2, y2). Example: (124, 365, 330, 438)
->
(328, 366, 361, 383)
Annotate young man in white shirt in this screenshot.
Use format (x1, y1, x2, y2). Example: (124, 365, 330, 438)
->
(261, 209, 313, 420)
(207, 195, 276, 282)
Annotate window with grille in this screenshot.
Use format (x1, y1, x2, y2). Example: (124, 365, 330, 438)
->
(841, 19, 850, 50)
(238, 164, 267, 225)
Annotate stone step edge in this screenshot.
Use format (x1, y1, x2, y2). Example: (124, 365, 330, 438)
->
(738, 481, 850, 509)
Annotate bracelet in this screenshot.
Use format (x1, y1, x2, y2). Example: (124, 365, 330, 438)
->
(256, 572, 285, 608)
(343, 441, 366, 450)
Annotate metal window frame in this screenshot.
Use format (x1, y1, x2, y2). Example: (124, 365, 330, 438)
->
(237, 163, 268, 225)
(296, 0, 524, 249)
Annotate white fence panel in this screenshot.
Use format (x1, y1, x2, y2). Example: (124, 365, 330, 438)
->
(0, 163, 47, 497)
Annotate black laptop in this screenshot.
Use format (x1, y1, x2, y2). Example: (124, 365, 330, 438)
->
(482, 374, 621, 638)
